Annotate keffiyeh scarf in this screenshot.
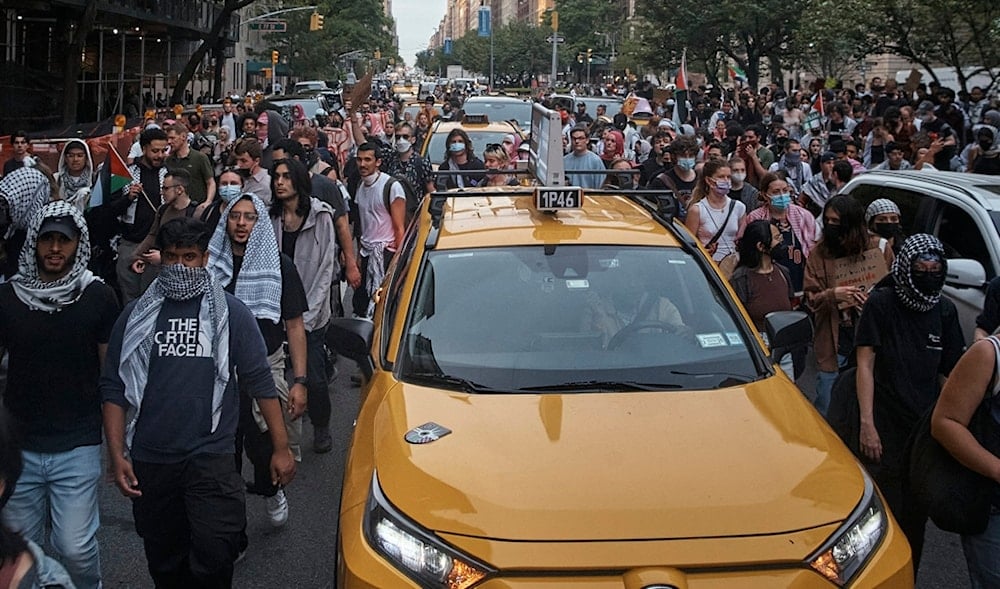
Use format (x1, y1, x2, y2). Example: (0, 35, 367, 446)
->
(892, 233, 946, 312)
(207, 194, 282, 323)
(10, 200, 99, 313)
(119, 263, 230, 448)
(0, 167, 51, 236)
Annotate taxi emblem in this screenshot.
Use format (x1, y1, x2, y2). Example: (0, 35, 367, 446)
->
(405, 422, 452, 444)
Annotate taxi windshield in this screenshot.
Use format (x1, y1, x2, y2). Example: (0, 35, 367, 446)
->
(398, 245, 761, 392)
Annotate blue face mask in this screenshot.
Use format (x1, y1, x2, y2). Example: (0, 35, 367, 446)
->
(770, 193, 792, 211)
(218, 184, 242, 203)
(677, 157, 696, 171)
(449, 142, 466, 153)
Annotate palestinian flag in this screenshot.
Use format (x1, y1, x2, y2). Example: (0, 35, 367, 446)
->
(729, 64, 747, 83)
(89, 143, 131, 209)
(672, 49, 689, 128)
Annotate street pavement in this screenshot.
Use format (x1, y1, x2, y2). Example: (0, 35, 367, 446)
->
(0, 343, 971, 587)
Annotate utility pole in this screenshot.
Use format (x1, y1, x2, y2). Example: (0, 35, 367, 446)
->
(550, 9, 559, 88)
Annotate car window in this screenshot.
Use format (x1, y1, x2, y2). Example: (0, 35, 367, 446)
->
(462, 100, 532, 130)
(844, 183, 923, 237)
(424, 130, 514, 165)
(398, 245, 759, 392)
(936, 202, 994, 278)
(380, 221, 422, 368)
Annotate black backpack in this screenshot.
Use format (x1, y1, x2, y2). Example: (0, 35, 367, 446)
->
(382, 175, 420, 227)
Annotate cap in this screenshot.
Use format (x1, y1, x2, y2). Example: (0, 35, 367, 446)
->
(38, 216, 80, 240)
(916, 100, 935, 115)
(517, 142, 530, 152)
(820, 151, 837, 163)
(577, 102, 586, 107)
(657, 119, 676, 129)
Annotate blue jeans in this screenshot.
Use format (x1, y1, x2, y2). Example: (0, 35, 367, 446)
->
(814, 353, 849, 417)
(2, 444, 102, 589)
(963, 505, 1000, 588)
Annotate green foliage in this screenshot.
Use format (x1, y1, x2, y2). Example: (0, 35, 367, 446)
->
(261, 0, 396, 81)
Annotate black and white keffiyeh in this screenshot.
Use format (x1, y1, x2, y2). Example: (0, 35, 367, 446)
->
(118, 263, 230, 448)
(10, 200, 99, 313)
(892, 233, 946, 312)
(207, 194, 282, 323)
(0, 166, 51, 236)
(865, 198, 901, 224)
(56, 138, 95, 207)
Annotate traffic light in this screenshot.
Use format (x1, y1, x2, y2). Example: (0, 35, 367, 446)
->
(587, 48, 593, 61)
(271, 50, 279, 63)
(577, 53, 583, 64)
(309, 12, 324, 31)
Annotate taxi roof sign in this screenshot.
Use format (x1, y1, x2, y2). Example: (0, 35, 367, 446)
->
(461, 114, 490, 124)
(535, 186, 582, 211)
(527, 103, 566, 186)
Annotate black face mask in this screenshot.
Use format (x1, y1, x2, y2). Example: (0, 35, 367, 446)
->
(911, 270, 946, 295)
(769, 244, 785, 258)
(235, 167, 252, 179)
(873, 222, 900, 239)
(980, 139, 994, 151)
(822, 224, 843, 243)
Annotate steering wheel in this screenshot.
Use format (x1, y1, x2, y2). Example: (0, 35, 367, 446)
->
(607, 320, 680, 350)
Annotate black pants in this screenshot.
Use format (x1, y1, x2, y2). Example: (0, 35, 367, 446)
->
(132, 455, 245, 589)
(306, 324, 331, 430)
(351, 250, 395, 318)
(235, 393, 277, 498)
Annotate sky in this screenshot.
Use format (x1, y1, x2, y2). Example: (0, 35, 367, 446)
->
(393, 0, 446, 68)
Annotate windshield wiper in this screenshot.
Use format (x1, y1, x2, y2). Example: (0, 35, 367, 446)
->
(669, 370, 755, 387)
(518, 380, 682, 392)
(404, 372, 506, 394)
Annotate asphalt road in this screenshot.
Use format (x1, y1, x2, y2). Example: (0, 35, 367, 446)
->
(0, 345, 972, 587)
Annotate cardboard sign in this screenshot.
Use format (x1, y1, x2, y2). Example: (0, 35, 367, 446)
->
(904, 69, 923, 96)
(834, 248, 889, 309)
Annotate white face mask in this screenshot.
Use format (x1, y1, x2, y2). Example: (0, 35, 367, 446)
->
(731, 172, 747, 185)
(395, 138, 412, 153)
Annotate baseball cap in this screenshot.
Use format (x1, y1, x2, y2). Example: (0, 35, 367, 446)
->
(820, 151, 837, 163)
(38, 216, 80, 239)
(916, 100, 935, 115)
(577, 102, 586, 107)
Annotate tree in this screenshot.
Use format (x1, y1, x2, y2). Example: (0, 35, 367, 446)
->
(635, 0, 800, 90)
(789, 0, 880, 84)
(869, 0, 1000, 93)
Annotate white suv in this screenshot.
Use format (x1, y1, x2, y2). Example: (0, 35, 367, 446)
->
(840, 170, 1000, 342)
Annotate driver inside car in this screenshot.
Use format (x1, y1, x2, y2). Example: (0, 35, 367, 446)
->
(582, 284, 691, 348)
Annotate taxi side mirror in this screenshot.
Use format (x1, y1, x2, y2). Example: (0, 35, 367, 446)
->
(764, 310, 813, 361)
(327, 318, 375, 379)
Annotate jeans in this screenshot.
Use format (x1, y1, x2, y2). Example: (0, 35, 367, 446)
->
(132, 454, 245, 589)
(2, 444, 102, 589)
(963, 505, 1000, 588)
(306, 325, 331, 431)
(814, 353, 849, 417)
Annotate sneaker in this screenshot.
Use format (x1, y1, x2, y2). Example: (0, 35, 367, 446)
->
(265, 490, 289, 527)
(314, 428, 333, 454)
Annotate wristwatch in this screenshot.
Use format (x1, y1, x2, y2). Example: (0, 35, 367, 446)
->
(293, 376, 308, 385)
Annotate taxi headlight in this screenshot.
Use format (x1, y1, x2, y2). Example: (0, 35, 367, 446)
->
(808, 475, 887, 587)
(364, 473, 492, 589)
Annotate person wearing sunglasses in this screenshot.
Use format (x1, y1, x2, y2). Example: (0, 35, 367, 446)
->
(482, 144, 519, 187)
(129, 168, 199, 276)
(387, 122, 434, 196)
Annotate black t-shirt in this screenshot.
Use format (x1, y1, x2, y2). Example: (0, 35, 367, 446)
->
(2, 158, 24, 177)
(855, 285, 965, 424)
(282, 227, 300, 260)
(648, 167, 696, 216)
(921, 118, 956, 169)
(225, 253, 308, 354)
(772, 218, 806, 293)
(437, 157, 486, 189)
(311, 173, 348, 219)
(0, 281, 120, 452)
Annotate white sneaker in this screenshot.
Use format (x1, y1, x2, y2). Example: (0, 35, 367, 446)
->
(265, 490, 289, 527)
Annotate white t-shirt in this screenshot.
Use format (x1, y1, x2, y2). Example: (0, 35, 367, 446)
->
(357, 172, 406, 254)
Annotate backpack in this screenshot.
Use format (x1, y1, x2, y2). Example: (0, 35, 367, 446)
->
(382, 175, 420, 227)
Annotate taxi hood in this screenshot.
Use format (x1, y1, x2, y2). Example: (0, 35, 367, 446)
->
(374, 381, 865, 542)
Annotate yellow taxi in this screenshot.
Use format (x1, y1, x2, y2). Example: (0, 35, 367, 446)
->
(420, 114, 525, 170)
(328, 107, 913, 589)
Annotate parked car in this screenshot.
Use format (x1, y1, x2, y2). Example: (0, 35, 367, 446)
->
(840, 170, 1000, 342)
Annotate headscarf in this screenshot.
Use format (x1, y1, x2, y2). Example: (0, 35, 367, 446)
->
(0, 166, 51, 237)
(207, 194, 282, 323)
(56, 138, 94, 207)
(601, 130, 625, 162)
(973, 124, 1000, 157)
(10, 200, 99, 313)
(892, 233, 947, 312)
(865, 198, 901, 224)
(119, 262, 230, 449)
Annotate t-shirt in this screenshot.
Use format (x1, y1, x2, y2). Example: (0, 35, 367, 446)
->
(101, 292, 276, 463)
(0, 282, 119, 452)
(772, 218, 806, 293)
(744, 269, 793, 331)
(436, 157, 487, 190)
(147, 201, 198, 239)
(563, 150, 606, 189)
(165, 149, 215, 203)
(226, 253, 308, 354)
(311, 172, 348, 219)
(357, 172, 406, 249)
(648, 168, 697, 216)
(2, 158, 25, 177)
